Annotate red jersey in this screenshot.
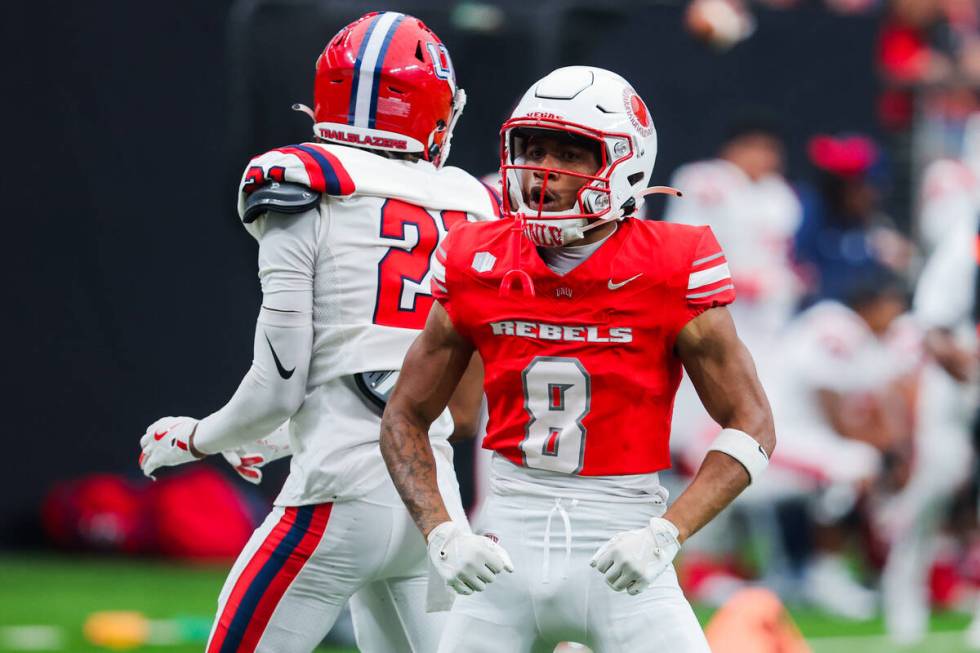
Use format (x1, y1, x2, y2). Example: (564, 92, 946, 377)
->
(432, 217, 735, 476)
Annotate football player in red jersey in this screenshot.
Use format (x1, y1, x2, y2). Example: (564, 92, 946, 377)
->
(381, 66, 776, 652)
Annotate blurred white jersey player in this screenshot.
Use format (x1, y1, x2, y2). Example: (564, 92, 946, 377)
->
(917, 112, 980, 254)
(137, 12, 499, 653)
(665, 117, 802, 362)
(882, 174, 980, 646)
(665, 118, 802, 455)
(755, 277, 911, 619)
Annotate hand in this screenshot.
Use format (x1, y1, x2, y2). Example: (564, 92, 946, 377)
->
(138, 416, 203, 479)
(427, 521, 514, 595)
(934, 345, 978, 384)
(221, 425, 292, 485)
(590, 517, 680, 595)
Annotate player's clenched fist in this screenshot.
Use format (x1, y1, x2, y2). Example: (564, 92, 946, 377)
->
(138, 416, 203, 479)
(427, 521, 514, 595)
(590, 517, 681, 595)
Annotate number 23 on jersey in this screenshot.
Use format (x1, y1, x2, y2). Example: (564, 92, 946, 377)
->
(373, 199, 466, 330)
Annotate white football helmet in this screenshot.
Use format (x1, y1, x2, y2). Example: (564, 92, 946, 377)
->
(500, 66, 661, 247)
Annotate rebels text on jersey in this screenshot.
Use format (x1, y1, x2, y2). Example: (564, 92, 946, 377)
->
(432, 218, 735, 476)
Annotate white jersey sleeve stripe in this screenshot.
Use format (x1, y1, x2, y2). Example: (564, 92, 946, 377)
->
(692, 251, 725, 267)
(688, 263, 731, 290)
(687, 283, 735, 299)
(431, 256, 446, 283)
(432, 279, 448, 294)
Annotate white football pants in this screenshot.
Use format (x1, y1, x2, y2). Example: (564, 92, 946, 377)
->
(439, 489, 711, 653)
(882, 363, 976, 642)
(206, 444, 465, 653)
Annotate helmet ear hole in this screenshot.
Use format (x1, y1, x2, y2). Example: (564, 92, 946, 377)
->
(627, 172, 644, 186)
(415, 41, 425, 62)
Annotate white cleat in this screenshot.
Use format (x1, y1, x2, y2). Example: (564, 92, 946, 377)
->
(802, 555, 876, 621)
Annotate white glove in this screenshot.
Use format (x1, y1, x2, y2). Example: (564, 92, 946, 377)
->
(427, 521, 514, 595)
(221, 423, 292, 485)
(590, 517, 681, 595)
(138, 416, 202, 479)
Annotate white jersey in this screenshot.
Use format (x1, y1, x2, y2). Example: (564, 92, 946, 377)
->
(918, 158, 980, 254)
(665, 158, 802, 360)
(768, 301, 906, 436)
(238, 142, 500, 504)
(914, 203, 979, 347)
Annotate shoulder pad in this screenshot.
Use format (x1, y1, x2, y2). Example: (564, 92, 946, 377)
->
(242, 182, 320, 224)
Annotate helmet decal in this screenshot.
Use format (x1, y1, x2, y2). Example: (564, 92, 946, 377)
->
(624, 88, 654, 137)
(426, 42, 456, 90)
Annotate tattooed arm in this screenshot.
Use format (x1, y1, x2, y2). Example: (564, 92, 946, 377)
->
(381, 302, 476, 538)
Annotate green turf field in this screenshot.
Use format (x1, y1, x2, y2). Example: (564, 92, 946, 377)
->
(0, 554, 972, 652)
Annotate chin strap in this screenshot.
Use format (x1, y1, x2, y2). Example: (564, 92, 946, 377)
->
(435, 89, 467, 168)
(580, 185, 684, 235)
(292, 103, 316, 129)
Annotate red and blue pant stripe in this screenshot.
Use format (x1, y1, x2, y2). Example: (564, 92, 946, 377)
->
(207, 504, 332, 653)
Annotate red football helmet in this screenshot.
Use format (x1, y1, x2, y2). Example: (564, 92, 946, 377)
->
(306, 12, 466, 168)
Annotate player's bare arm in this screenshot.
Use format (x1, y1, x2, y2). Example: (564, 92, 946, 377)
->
(381, 302, 474, 536)
(381, 303, 513, 594)
(817, 388, 895, 450)
(669, 305, 775, 542)
(924, 327, 977, 383)
(447, 352, 485, 442)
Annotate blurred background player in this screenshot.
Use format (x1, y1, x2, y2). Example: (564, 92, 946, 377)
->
(665, 115, 801, 480)
(880, 177, 980, 646)
(757, 268, 911, 619)
(381, 65, 775, 653)
(794, 133, 913, 306)
(665, 114, 802, 375)
(137, 12, 499, 652)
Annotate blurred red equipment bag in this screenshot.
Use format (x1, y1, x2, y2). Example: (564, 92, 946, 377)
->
(42, 467, 257, 560)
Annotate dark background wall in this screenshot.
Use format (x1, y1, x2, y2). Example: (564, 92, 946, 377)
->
(2, 0, 879, 545)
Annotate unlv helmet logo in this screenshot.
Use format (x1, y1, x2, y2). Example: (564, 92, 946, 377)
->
(623, 88, 653, 137)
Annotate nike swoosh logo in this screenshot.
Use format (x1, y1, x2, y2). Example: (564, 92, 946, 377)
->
(265, 333, 295, 380)
(607, 273, 643, 290)
(153, 431, 168, 441)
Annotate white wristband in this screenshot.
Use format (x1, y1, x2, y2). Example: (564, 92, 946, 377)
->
(707, 428, 769, 483)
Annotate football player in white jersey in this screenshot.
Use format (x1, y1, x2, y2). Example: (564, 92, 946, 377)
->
(880, 206, 979, 646)
(664, 117, 801, 470)
(664, 116, 802, 365)
(753, 271, 910, 618)
(136, 12, 501, 653)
